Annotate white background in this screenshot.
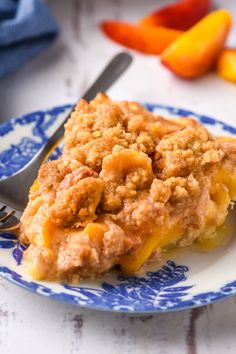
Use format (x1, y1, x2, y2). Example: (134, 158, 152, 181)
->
(0, 1, 236, 353)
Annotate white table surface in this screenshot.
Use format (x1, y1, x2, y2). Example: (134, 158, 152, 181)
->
(0, 1, 236, 353)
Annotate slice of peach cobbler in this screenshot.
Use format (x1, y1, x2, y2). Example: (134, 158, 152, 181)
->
(20, 94, 236, 281)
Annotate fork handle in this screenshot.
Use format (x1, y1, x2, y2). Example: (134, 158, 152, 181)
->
(0, 52, 132, 211)
(36, 52, 132, 167)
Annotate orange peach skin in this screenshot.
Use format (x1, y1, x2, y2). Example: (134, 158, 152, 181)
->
(161, 9, 232, 79)
(140, 0, 212, 31)
(101, 21, 183, 55)
(216, 49, 236, 83)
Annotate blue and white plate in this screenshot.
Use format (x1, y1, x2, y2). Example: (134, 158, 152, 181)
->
(1, 103, 236, 313)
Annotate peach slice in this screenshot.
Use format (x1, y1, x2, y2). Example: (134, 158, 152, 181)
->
(140, 0, 212, 31)
(161, 9, 232, 78)
(84, 222, 108, 247)
(216, 49, 236, 83)
(101, 21, 182, 55)
(100, 149, 153, 182)
(217, 168, 236, 201)
(120, 225, 182, 274)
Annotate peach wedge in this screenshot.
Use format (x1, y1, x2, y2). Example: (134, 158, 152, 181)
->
(216, 49, 236, 83)
(101, 21, 183, 55)
(161, 9, 232, 79)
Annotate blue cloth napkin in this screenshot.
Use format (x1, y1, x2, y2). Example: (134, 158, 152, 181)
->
(0, 0, 59, 79)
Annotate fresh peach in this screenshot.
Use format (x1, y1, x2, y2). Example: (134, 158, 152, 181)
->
(101, 21, 182, 55)
(216, 48, 236, 83)
(161, 9, 232, 78)
(140, 0, 212, 31)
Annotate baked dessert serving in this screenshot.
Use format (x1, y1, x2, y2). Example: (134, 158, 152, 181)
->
(20, 94, 236, 281)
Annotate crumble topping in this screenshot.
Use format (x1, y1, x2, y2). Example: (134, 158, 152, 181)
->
(20, 94, 236, 281)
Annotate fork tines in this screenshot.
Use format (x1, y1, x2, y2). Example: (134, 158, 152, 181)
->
(0, 202, 21, 232)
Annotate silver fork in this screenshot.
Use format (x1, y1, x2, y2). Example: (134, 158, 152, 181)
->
(0, 52, 132, 232)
